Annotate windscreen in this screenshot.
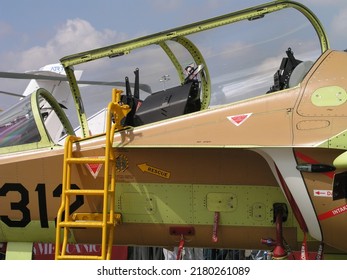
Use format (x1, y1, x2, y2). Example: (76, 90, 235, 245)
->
(0, 96, 41, 147)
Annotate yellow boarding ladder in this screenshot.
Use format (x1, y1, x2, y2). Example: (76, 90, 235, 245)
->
(55, 89, 130, 260)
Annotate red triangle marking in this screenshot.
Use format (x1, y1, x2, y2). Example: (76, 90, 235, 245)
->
(227, 113, 252, 126)
(88, 163, 100, 173)
(85, 162, 103, 179)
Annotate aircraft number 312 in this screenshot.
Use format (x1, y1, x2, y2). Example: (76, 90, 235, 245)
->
(0, 183, 84, 228)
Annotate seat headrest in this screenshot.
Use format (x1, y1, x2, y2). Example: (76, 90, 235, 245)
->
(288, 60, 314, 88)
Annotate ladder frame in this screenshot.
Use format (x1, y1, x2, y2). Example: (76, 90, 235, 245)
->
(55, 89, 129, 260)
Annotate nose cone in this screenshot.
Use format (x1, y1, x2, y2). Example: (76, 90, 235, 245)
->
(333, 151, 347, 169)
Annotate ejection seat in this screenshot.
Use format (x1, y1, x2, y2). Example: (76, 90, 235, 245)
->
(122, 66, 203, 127)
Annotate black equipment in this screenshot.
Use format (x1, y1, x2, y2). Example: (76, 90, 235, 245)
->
(122, 67, 201, 127)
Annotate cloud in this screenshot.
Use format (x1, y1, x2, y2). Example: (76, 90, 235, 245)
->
(331, 8, 347, 38)
(1, 18, 127, 72)
(149, 0, 182, 11)
(304, 0, 345, 5)
(0, 18, 130, 109)
(324, 5, 347, 50)
(0, 21, 12, 39)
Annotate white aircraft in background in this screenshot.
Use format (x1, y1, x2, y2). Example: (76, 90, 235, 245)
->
(0, 64, 82, 142)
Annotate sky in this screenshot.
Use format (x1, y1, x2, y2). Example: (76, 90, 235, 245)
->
(0, 0, 347, 109)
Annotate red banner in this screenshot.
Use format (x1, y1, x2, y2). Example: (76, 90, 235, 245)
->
(32, 243, 128, 260)
(318, 204, 347, 221)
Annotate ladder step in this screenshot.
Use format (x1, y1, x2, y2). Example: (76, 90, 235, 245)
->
(65, 189, 111, 195)
(66, 157, 106, 164)
(56, 255, 103, 260)
(71, 213, 122, 224)
(59, 221, 114, 228)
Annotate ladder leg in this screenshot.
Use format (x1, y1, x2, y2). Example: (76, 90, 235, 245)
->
(55, 135, 77, 259)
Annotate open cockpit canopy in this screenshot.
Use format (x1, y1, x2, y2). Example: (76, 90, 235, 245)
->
(0, 1, 329, 153)
(60, 1, 329, 138)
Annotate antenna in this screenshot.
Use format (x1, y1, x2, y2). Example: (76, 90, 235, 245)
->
(134, 68, 139, 100)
